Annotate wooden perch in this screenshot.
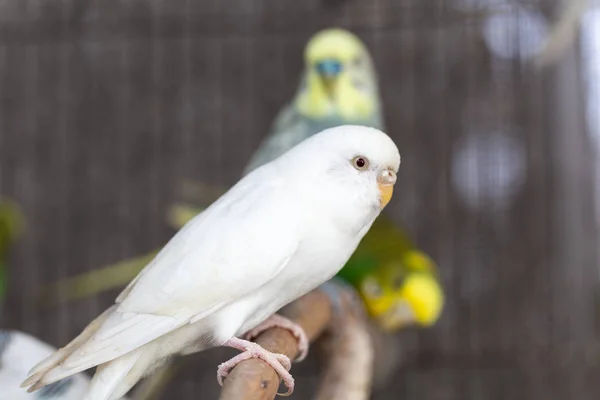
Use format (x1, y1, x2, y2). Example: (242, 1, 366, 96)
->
(314, 290, 374, 400)
(219, 284, 374, 400)
(219, 290, 332, 400)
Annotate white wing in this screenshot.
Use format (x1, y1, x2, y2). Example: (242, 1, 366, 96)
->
(61, 169, 300, 371)
(119, 169, 299, 317)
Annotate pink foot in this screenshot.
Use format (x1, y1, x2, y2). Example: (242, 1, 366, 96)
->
(218, 337, 295, 396)
(244, 314, 309, 362)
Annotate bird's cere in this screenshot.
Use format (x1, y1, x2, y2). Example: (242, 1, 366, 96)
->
(377, 169, 396, 186)
(377, 169, 396, 209)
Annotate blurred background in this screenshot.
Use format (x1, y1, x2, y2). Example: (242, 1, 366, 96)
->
(1, 0, 600, 399)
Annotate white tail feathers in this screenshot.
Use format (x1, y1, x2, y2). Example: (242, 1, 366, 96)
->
(23, 308, 186, 395)
(21, 304, 188, 399)
(82, 348, 143, 400)
(21, 305, 117, 391)
(61, 312, 184, 372)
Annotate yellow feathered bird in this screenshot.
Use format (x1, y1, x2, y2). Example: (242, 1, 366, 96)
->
(40, 28, 443, 332)
(243, 28, 383, 173)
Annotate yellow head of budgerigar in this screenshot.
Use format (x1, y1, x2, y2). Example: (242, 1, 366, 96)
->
(295, 28, 379, 121)
(358, 251, 444, 332)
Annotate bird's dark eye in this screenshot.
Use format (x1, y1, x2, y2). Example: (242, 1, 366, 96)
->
(392, 272, 406, 290)
(352, 156, 370, 171)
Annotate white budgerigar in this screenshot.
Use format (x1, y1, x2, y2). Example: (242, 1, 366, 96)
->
(21, 125, 400, 400)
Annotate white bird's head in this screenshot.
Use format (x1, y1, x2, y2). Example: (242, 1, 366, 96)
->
(274, 125, 400, 213)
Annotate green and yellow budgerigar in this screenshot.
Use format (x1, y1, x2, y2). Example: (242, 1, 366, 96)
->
(39, 28, 444, 333)
(0, 198, 25, 302)
(339, 217, 443, 331)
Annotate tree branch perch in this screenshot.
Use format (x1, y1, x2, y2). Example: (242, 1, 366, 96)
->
(218, 290, 332, 400)
(218, 283, 375, 400)
(314, 290, 374, 400)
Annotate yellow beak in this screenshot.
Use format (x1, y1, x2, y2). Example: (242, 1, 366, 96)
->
(377, 169, 396, 209)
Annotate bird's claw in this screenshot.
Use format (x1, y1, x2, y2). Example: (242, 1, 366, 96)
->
(243, 314, 309, 362)
(218, 340, 295, 395)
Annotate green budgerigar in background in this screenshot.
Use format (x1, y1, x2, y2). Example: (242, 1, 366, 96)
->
(339, 217, 443, 331)
(0, 197, 24, 303)
(40, 28, 443, 333)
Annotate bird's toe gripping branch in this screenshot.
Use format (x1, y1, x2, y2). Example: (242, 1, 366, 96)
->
(219, 337, 295, 396)
(243, 314, 309, 362)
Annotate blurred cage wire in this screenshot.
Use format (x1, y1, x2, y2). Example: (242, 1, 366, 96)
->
(0, 0, 599, 399)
